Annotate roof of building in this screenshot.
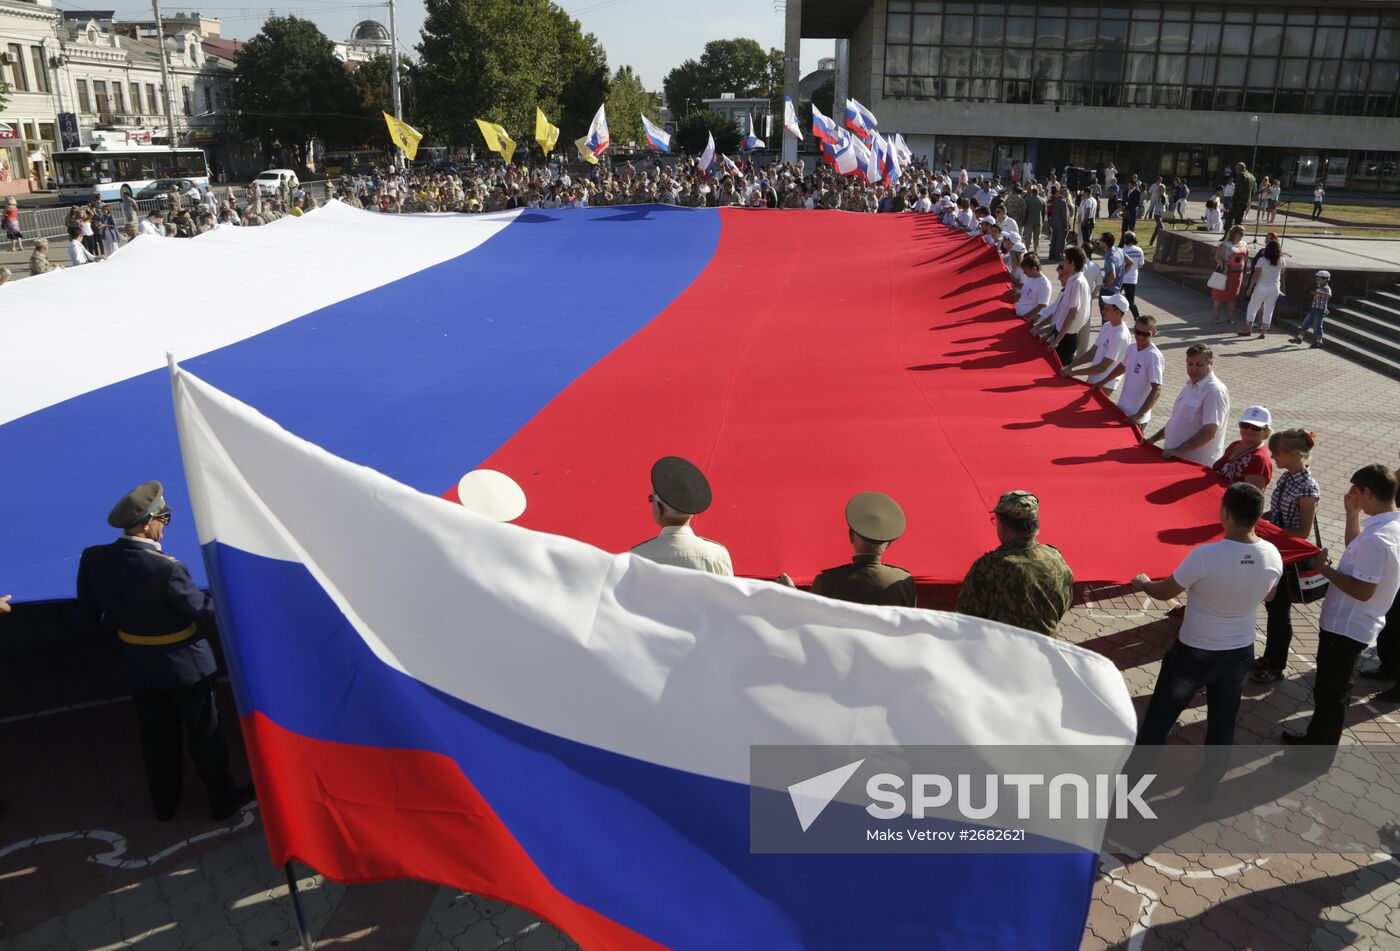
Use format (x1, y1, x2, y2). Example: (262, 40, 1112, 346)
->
(202, 36, 242, 62)
(351, 19, 390, 43)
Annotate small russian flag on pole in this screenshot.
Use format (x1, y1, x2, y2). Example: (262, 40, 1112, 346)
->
(810, 103, 839, 146)
(641, 114, 671, 152)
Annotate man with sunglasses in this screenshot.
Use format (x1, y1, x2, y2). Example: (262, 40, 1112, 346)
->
(1103, 315, 1165, 427)
(77, 481, 250, 823)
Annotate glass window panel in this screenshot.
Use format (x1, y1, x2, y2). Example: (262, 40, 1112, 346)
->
(1153, 18, 1187, 52)
(1186, 55, 1215, 85)
(1247, 58, 1276, 88)
(1127, 53, 1155, 83)
(1036, 18, 1066, 49)
(1282, 27, 1312, 57)
(1192, 8, 1220, 21)
(1275, 90, 1305, 113)
(887, 45, 910, 76)
(1308, 91, 1334, 112)
(1224, 10, 1252, 24)
(1007, 3, 1034, 13)
(1098, 20, 1128, 49)
(889, 0, 911, 10)
(1156, 54, 1185, 85)
(911, 46, 939, 76)
(1188, 21, 1217, 53)
(1154, 86, 1183, 108)
(1252, 24, 1281, 56)
(1102, 2, 1131, 18)
(1034, 50, 1063, 80)
(1346, 30, 1375, 59)
(1067, 19, 1096, 49)
(976, 15, 1003, 46)
(1188, 88, 1214, 109)
(1216, 89, 1243, 110)
(946, 1, 973, 9)
(1217, 56, 1246, 85)
(1256, 12, 1283, 25)
(969, 78, 996, 100)
(914, 0, 941, 10)
(976, 2, 1004, 12)
(1340, 61, 1369, 91)
(1350, 14, 1379, 28)
(1286, 10, 1315, 25)
(1064, 50, 1092, 81)
(1378, 30, 1398, 59)
(1280, 58, 1308, 89)
(1318, 14, 1345, 27)
(943, 77, 968, 98)
(912, 14, 941, 43)
(1309, 59, 1339, 90)
(885, 76, 910, 96)
(911, 77, 937, 97)
(1244, 90, 1274, 112)
(887, 13, 911, 43)
(1221, 24, 1250, 55)
(943, 47, 970, 77)
(1005, 16, 1034, 47)
(1132, 19, 1159, 50)
(974, 49, 1001, 78)
(1004, 50, 1030, 80)
(944, 14, 972, 45)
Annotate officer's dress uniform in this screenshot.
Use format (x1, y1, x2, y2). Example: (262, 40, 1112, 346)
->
(630, 525, 733, 576)
(78, 525, 241, 820)
(811, 554, 916, 607)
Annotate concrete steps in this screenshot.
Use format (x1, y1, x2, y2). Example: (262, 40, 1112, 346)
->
(1274, 281, 1400, 379)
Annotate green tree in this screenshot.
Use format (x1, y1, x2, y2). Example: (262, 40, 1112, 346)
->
(674, 110, 740, 157)
(233, 15, 366, 162)
(418, 0, 617, 153)
(351, 54, 415, 149)
(810, 75, 835, 121)
(662, 38, 780, 114)
(604, 66, 659, 148)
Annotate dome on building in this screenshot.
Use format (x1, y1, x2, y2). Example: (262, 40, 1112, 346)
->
(350, 20, 390, 44)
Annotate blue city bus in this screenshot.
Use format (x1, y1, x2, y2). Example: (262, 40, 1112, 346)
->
(53, 146, 210, 202)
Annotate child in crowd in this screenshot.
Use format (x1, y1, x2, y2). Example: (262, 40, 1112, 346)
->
(1291, 270, 1332, 349)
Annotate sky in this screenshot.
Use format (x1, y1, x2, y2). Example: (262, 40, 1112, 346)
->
(55, 0, 835, 91)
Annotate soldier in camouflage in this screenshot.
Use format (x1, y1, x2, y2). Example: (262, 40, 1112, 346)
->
(955, 490, 1074, 637)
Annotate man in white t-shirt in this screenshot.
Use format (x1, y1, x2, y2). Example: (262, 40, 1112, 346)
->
(1015, 255, 1053, 322)
(1284, 465, 1400, 745)
(1042, 246, 1091, 367)
(1144, 345, 1229, 466)
(1059, 292, 1131, 390)
(1132, 483, 1283, 745)
(1104, 315, 1165, 426)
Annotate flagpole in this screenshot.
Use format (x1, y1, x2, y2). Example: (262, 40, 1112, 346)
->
(388, 0, 404, 171)
(283, 863, 315, 951)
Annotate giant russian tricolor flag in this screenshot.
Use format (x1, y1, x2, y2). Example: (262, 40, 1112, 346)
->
(0, 202, 1315, 603)
(170, 362, 1138, 950)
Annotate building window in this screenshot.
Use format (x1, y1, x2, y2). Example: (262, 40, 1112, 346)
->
(29, 47, 48, 93)
(93, 80, 109, 117)
(131, 83, 142, 115)
(182, 86, 192, 115)
(6, 44, 27, 92)
(76, 79, 91, 113)
(203, 86, 212, 113)
(146, 83, 158, 115)
(112, 82, 124, 114)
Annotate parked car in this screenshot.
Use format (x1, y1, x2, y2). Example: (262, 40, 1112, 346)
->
(135, 178, 199, 200)
(254, 169, 300, 196)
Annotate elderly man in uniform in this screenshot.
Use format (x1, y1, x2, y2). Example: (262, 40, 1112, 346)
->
(810, 492, 917, 607)
(76, 481, 251, 822)
(955, 491, 1074, 637)
(630, 457, 733, 576)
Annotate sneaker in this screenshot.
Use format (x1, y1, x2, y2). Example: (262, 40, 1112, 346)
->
(1310, 341, 1321, 349)
(1288, 336, 1302, 344)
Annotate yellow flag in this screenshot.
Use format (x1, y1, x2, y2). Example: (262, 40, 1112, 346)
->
(535, 107, 560, 155)
(383, 112, 424, 161)
(475, 118, 517, 164)
(573, 135, 599, 165)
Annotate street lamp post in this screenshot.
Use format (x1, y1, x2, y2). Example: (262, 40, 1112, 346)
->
(1249, 115, 1262, 243)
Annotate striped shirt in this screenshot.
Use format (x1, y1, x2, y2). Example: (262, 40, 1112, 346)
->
(1267, 468, 1320, 531)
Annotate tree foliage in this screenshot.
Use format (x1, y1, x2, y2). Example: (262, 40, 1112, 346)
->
(233, 16, 365, 160)
(662, 38, 782, 115)
(673, 110, 740, 157)
(351, 54, 416, 149)
(604, 66, 659, 148)
(416, 0, 609, 153)
(810, 75, 835, 121)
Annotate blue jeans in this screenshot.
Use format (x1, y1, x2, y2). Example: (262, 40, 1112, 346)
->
(1137, 641, 1254, 745)
(1298, 307, 1326, 338)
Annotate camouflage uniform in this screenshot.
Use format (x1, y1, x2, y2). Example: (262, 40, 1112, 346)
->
(782, 190, 806, 209)
(29, 249, 53, 275)
(955, 537, 1073, 637)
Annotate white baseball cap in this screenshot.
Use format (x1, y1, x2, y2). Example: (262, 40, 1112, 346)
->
(1315, 270, 1330, 279)
(1100, 292, 1131, 314)
(1239, 405, 1272, 429)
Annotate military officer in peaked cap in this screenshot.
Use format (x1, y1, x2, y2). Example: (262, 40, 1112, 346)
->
(811, 492, 918, 607)
(955, 490, 1074, 637)
(629, 456, 733, 576)
(77, 481, 251, 822)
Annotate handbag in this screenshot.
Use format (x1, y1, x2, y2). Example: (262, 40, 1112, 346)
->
(1206, 267, 1228, 291)
(1284, 519, 1329, 604)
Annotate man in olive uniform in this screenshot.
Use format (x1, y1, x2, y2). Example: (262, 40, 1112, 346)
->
(1228, 162, 1256, 229)
(955, 490, 1074, 637)
(77, 481, 250, 822)
(810, 492, 917, 607)
(629, 457, 733, 576)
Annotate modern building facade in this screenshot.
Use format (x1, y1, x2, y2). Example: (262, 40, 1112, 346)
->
(788, 0, 1400, 192)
